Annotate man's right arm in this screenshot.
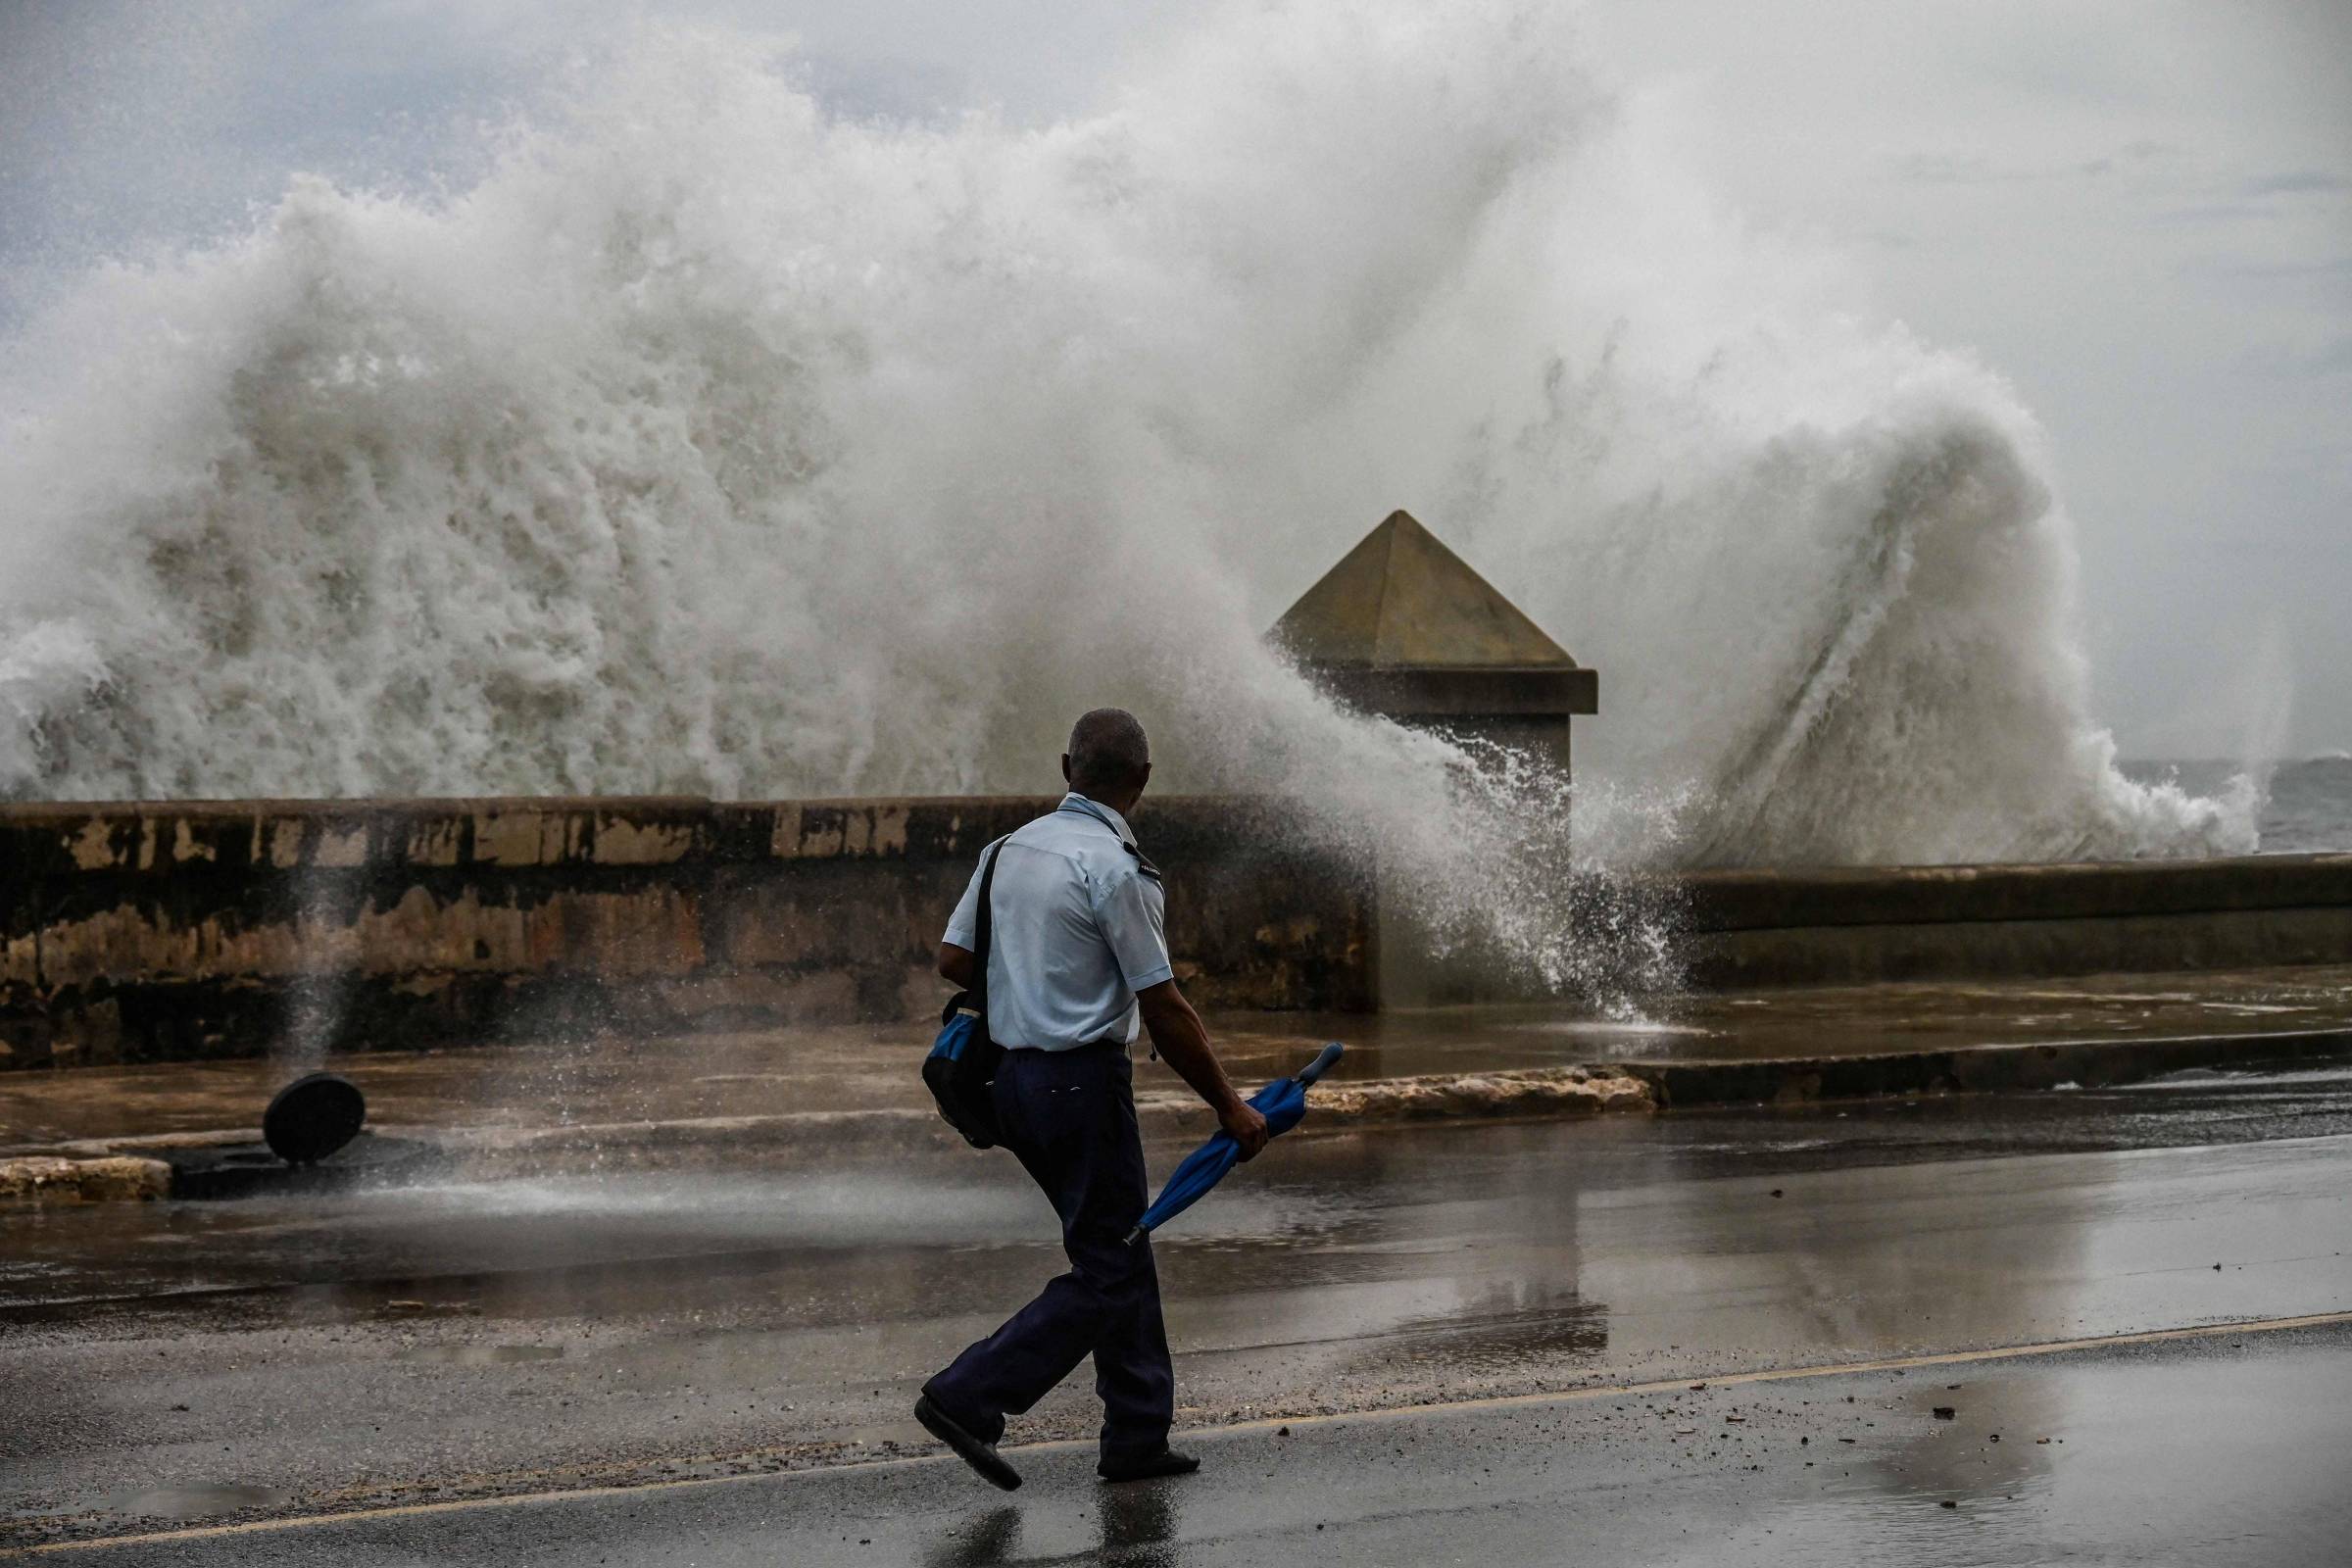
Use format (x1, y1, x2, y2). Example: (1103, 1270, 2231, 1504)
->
(936, 842, 992, 993)
(1135, 979, 1269, 1160)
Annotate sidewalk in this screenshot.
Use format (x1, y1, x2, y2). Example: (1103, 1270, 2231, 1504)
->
(4, 965, 2349, 1188)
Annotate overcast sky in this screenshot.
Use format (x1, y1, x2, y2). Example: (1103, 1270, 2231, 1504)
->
(3, 0, 2346, 758)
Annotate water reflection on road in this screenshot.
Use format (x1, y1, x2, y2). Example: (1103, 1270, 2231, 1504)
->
(5, 1081, 2350, 1548)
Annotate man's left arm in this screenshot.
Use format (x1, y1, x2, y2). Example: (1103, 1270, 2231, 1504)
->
(1136, 980, 1268, 1160)
(1095, 865, 1268, 1159)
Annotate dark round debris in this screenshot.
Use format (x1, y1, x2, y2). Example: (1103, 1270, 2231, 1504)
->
(263, 1072, 368, 1165)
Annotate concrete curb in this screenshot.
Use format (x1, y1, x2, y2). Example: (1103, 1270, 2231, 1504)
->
(1621, 1026, 2352, 1110)
(8, 1029, 2348, 1202)
(417, 1065, 1657, 1169)
(1302, 1066, 1654, 1123)
(0, 1065, 1654, 1200)
(0, 1154, 171, 1202)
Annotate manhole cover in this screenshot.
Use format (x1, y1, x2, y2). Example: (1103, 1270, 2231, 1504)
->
(262, 1072, 367, 1165)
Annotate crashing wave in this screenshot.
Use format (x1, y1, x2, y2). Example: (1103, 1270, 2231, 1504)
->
(0, 1, 2255, 907)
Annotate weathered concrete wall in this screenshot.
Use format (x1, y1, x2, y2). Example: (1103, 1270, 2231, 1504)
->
(1676, 855, 2352, 987)
(4, 794, 2344, 1071)
(0, 798, 1376, 1070)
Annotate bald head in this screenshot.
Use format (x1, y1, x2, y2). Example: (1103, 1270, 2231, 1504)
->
(1063, 708, 1152, 807)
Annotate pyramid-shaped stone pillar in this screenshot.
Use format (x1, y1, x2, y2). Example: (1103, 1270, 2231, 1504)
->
(1269, 510, 1596, 775)
(1270, 510, 1597, 1007)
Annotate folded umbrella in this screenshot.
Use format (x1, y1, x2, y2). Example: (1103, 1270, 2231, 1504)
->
(1124, 1042, 1345, 1245)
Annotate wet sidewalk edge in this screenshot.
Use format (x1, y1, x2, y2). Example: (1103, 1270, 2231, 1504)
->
(6, 1026, 2350, 1203)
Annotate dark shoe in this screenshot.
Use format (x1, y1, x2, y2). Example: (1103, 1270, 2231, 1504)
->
(1097, 1446, 1200, 1484)
(915, 1394, 1022, 1492)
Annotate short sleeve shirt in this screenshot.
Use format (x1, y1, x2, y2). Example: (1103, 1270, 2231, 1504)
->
(942, 793, 1173, 1051)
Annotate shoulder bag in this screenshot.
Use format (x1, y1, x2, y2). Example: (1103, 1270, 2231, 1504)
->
(923, 840, 1008, 1148)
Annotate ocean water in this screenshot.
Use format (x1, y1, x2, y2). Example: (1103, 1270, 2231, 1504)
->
(2126, 758, 2352, 854)
(0, 0, 2263, 931)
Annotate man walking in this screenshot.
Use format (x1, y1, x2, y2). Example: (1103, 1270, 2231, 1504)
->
(915, 708, 1269, 1491)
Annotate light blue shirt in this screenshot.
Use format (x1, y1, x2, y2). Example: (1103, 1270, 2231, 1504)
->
(942, 793, 1174, 1051)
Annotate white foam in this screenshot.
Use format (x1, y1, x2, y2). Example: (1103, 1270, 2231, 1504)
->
(0, 5, 2254, 947)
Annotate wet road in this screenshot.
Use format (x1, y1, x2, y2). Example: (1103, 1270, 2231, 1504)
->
(5, 1067, 2351, 1558)
(14, 965, 2351, 1151)
(27, 1321, 2352, 1566)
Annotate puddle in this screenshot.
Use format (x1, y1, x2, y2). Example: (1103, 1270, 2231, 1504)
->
(2130, 1063, 2352, 1093)
(394, 1342, 565, 1365)
(102, 1483, 291, 1519)
(1370, 1298, 1608, 1375)
(1507, 1019, 1716, 1039)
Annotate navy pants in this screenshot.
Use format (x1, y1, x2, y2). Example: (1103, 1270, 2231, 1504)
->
(925, 1042, 1173, 1462)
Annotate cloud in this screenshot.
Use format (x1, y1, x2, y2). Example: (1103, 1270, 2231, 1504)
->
(2149, 168, 2347, 226)
(1893, 139, 2184, 187)
(2200, 255, 2352, 283)
(2180, 255, 2352, 318)
(1888, 152, 2015, 186)
(2150, 201, 2271, 226)
(2238, 169, 2346, 197)
(2079, 139, 2182, 177)
(2238, 335, 2352, 378)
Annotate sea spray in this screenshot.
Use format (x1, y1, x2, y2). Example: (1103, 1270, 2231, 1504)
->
(0, 3, 2252, 982)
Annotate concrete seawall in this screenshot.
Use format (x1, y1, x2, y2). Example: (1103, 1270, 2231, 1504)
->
(2, 798, 2345, 1069)
(1679, 856, 2352, 987)
(0, 797, 1374, 1069)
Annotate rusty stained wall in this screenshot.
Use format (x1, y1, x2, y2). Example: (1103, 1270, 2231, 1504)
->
(0, 798, 1377, 1070)
(6, 793, 2346, 1072)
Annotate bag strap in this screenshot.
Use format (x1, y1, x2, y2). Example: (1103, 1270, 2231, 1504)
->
(970, 838, 1004, 1016)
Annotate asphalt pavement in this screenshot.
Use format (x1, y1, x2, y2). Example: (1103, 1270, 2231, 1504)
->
(5, 1065, 2350, 1560)
(25, 1322, 2350, 1566)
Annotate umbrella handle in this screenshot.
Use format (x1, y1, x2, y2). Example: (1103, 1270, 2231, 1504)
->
(1294, 1041, 1345, 1087)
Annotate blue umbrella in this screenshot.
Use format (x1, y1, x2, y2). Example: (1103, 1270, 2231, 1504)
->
(1125, 1042, 1345, 1246)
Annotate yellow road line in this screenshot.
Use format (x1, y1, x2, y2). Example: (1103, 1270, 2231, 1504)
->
(11, 1308, 2348, 1558)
